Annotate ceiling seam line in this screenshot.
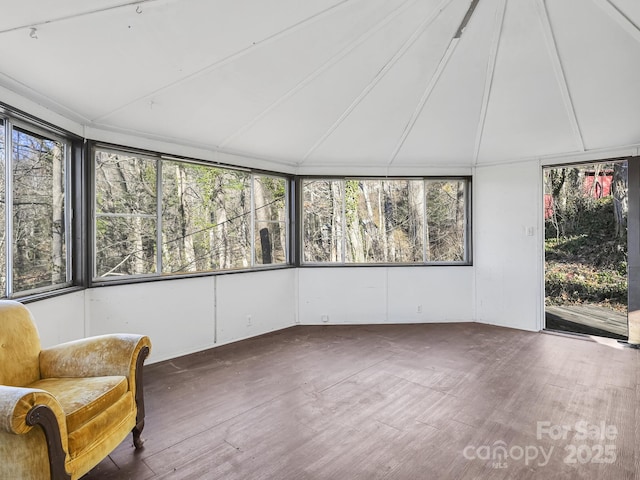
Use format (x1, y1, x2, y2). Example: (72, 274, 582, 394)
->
(472, 0, 507, 165)
(535, 0, 585, 152)
(471, 143, 640, 168)
(301, 0, 454, 163)
(86, 122, 300, 167)
(591, 0, 640, 43)
(218, 0, 420, 149)
(388, 37, 459, 166)
(0, 0, 161, 35)
(0, 72, 92, 124)
(91, 0, 356, 122)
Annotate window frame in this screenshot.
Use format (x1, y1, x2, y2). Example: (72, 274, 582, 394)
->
(299, 176, 472, 267)
(92, 146, 160, 280)
(90, 143, 293, 284)
(0, 111, 78, 298)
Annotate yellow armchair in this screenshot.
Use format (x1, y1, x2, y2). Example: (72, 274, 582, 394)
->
(0, 300, 151, 480)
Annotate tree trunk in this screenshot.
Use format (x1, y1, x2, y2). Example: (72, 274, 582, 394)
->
(176, 164, 196, 270)
(612, 162, 628, 239)
(253, 177, 272, 264)
(51, 144, 64, 284)
(408, 180, 424, 262)
(346, 181, 364, 262)
(455, 180, 465, 260)
(331, 181, 342, 262)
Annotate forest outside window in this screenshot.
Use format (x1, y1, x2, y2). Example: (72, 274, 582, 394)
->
(302, 178, 469, 264)
(93, 147, 289, 280)
(0, 117, 72, 297)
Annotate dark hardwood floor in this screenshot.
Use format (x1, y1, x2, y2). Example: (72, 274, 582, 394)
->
(82, 323, 640, 480)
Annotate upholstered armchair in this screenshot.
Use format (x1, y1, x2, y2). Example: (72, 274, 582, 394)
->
(0, 300, 151, 480)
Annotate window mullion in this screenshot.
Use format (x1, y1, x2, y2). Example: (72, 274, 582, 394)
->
(64, 142, 72, 285)
(250, 174, 256, 267)
(423, 179, 428, 263)
(341, 180, 346, 264)
(4, 120, 12, 297)
(156, 158, 162, 274)
(92, 148, 97, 280)
(286, 180, 290, 264)
(463, 180, 469, 263)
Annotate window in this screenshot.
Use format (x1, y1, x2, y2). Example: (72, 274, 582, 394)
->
(161, 161, 250, 273)
(0, 109, 470, 294)
(93, 147, 289, 280)
(0, 117, 72, 297)
(425, 179, 467, 262)
(94, 150, 158, 277)
(302, 178, 469, 264)
(253, 175, 287, 265)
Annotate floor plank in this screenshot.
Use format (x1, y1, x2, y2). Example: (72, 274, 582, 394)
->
(81, 323, 640, 480)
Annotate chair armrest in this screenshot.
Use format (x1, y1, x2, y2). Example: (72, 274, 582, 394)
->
(0, 385, 71, 479)
(0, 386, 67, 440)
(39, 334, 151, 382)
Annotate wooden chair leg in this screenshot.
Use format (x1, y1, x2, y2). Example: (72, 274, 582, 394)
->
(132, 421, 145, 449)
(133, 345, 150, 450)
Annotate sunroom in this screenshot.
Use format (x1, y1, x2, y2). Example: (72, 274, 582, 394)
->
(1, 1, 639, 478)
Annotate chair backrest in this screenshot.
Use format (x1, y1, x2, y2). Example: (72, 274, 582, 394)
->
(0, 300, 41, 386)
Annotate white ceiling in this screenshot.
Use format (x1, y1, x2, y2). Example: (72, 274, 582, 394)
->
(0, 0, 639, 171)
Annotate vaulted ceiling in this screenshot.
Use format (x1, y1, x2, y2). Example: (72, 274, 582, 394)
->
(1, 0, 639, 171)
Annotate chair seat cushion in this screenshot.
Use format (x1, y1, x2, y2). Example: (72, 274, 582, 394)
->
(28, 376, 128, 432)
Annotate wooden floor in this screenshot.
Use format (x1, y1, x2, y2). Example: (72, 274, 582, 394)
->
(83, 323, 640, 480)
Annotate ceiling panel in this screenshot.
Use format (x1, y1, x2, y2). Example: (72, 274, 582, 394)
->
(609, 0, 640, 27)
(305, 0, 470, 165)
(547, 0, 640, 151)
(223, 0, 444, 163)
(0, 0, 344, 121)
(477, 0, 581, 163)
(96, 0, 409, 148)
(0, 0, 638, 169)
(0, 0, 131, 32)
(396, 0, 501, 166)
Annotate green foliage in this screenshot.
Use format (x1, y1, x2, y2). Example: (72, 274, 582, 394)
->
(545, 262, 627, 309)
(545, 195, 616, 239)
(344, 180, 360, 225)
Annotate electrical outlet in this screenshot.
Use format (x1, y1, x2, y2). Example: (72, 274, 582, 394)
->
(321, 314, 329, 323)
(417, 305, 422, 313)
(246, 314, 252, 326)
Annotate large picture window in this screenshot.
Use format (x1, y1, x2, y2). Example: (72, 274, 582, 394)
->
(0, 117, 71, 297)
(302, 178, 469, 264)
(93, 147, 289, 280)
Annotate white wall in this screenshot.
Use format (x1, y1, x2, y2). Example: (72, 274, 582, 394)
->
(473, 160, 542, 331)
(25, 269, 296, 364)
(27, 290, 86, 346)
(298, 266, 474, 325)
(215, 269, 297, 344)
(86, 277, 217, 363)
